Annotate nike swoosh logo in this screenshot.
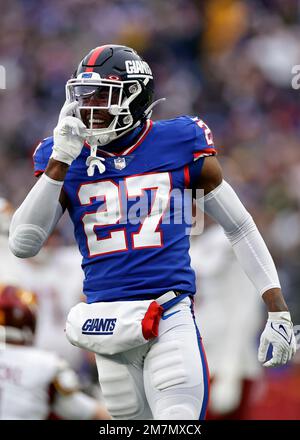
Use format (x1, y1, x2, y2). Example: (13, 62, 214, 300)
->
(279, 324, 288, 336)
(161, 310, 180, 320)
(271, 322, 293, 345)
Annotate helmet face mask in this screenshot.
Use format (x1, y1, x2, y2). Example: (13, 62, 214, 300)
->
(66, 45, 154, 146)
(66, 76, 143, 144)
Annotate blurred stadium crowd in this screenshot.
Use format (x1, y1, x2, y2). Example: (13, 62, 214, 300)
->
(1, 0, 300, 419)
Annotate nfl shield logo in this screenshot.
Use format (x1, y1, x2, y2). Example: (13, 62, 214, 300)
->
(114, 157, 126, 170)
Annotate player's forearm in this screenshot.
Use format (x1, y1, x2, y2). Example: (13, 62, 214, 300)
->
(45, 158, 70, 181)
(198, 180, 284, 302)
(9, 174, 63, 258)
(228, 222, 281, 295)
(262, 288, 288, 312)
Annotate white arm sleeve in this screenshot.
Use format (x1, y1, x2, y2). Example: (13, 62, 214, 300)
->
(9, 174, 64, 258)
(197, 180, 281, 296)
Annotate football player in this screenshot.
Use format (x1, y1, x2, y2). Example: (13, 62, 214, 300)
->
(9, 45, 297, 420)
(0, 284, 111, 420)
(0, 197, 84, 369)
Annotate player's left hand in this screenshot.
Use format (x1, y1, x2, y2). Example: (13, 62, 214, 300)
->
(258, 311, 297, 367)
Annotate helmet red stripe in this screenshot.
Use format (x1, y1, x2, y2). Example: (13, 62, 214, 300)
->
(85, 46, 108, 72)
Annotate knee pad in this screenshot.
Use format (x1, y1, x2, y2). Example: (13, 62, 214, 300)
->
(157, 404, 197, 420)
(153, 393, 202, 420)
(95, 354, 147, 420)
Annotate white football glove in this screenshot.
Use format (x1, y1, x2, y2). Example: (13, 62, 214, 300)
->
(258, 311, 297, 367)
(51, 101, 87, 166)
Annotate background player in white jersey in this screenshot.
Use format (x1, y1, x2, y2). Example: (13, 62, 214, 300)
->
(0, 198, 86, 370)
(9, 44, 297, 420)
(190, 224, 263, 419)
(0, 198, 103, 405)
(0, 284, 111, 420)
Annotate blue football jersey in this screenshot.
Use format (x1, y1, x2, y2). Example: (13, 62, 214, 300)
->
(33, 116, 217, 303)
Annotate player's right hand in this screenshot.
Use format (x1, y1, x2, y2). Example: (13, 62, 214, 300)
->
(51, 101, 87, 166)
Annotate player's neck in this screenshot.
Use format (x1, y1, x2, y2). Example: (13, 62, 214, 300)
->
(100, 124, 144, 154)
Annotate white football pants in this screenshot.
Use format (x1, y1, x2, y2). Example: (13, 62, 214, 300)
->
(95, 297, 210, 420)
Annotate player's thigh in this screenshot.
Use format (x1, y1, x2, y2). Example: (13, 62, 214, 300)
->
(95, 345, 152, 420)
(143, 297, 209, 420)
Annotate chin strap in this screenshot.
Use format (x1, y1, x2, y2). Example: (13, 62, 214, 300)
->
(108, 97, 166, 141)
